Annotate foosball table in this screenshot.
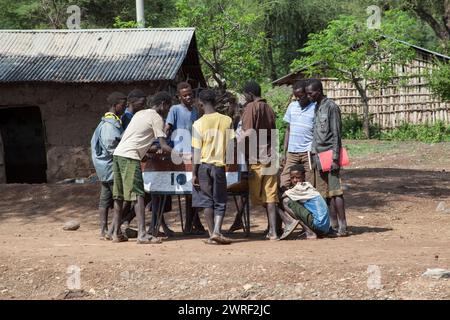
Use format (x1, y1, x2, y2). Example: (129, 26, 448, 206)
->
(141, 153, 250, 237)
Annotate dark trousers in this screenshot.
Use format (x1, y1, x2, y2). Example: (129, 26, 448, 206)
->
(193, 163, 227, 216)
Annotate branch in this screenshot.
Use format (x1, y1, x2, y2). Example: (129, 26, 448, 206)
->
(198, 52, 224, 88)
(445, 0, 450, 34)
(413, 2, 449, 41)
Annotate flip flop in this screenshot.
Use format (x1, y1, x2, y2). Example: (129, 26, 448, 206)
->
(100, 233, 112, 241)
(337, 229, 349, 237)
(210, 233, 232, 245)
(264, 232, 280, 241)
(112, 234, 128, 243)
(203, 238, 219, 245)
(297, 231, 317, 240)
(137, 236, 162, 244)
(280, 220, 300, 240)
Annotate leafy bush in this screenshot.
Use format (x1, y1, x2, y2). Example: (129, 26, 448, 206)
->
(380, 122, 450, 143)
(342, 113, 450, 143)
(426, 60, 450, 102)
(342, 113, 381, 139)
(264, 85, 292, 152)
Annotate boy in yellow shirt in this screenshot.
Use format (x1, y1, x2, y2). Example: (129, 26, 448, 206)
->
(192, 90, 235, 245)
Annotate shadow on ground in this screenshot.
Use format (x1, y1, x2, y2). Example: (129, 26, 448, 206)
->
(343, 168, 449, 210)
(0, 168, 448, 224)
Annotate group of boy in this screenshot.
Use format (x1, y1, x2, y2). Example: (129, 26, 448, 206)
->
(91, 83, 203, 244)
(91, 78, 348, 245)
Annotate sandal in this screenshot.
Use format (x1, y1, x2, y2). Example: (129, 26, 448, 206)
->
(112, 234, 128, 243)
(203, 238, 219, 245)
(137, 235, 162, 244)
(280, 220, 300, 240)
(210, 233, 232, 245)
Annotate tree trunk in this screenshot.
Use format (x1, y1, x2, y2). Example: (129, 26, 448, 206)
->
(353, 80, 370, 139)
(412, 0, 450, 44)
(265, 19, 277, 81)
(198, 52, 225, 89)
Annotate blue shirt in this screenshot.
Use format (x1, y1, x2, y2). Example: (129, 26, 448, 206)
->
(303, 195, 330, 233)
(90, 113, 123, 182)
(166, 104, 199, 153)
(121, 108, 134, 131)
(283, 101, 315, 153)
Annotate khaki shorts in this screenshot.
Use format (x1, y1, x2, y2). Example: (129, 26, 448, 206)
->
(249, 163, 278, 205)
(112, 155, 145, 202)
(280, 152, 313, 188)
(315, 169, 343, 198)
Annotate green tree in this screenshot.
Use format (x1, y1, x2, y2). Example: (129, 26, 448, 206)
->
(401, 0, 450, 51)
(257, 0, 348, 80)
(427, 59, 450, 101)
(0, 0, 176, 29)
(175, 0, 266, 90)
(291, 10, 416, 138)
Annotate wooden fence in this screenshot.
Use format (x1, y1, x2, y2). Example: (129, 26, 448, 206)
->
(322, 55, 449, 129)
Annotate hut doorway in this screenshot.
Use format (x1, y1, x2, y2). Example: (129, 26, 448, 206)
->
(0, 106, 47, 183)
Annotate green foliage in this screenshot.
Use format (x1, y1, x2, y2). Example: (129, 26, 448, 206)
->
(342, 113, 381, 139)
(0, 0, 446, 94)
(264, 85, 291, 151)
(426, 60, 450, 102)
(258, 0, 347, 79)
(291, 10, 417, 138)
(291, 11, 417, 88)
(343, 113, 449, 143)
(113, 17, 138, 29)
(175, 0, 266, 90)
(0, 0, 176, 29)
(380, 122, 450, 143)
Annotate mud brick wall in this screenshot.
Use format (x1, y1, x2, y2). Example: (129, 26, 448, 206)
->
(0, 82, 166, 182)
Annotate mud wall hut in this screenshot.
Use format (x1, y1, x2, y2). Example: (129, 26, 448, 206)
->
(0, 28, 206, 183)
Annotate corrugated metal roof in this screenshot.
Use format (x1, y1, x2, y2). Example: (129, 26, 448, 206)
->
(0, 28, 197, 83)
(386, 36, 450, 61)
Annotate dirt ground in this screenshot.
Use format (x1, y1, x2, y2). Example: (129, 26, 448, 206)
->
(0, 140, 449, 300)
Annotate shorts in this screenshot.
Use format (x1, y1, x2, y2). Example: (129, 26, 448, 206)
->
(315, 169, 343, 198)
(249, 163, 278, 205)
(280, 152, 313, 188)
(192, 163, 227, 216)
(112, 155, 145, 202)
(99, 181, 114, 209)
(287, 199, 315, 231)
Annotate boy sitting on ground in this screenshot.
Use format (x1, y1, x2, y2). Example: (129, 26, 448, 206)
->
(280, 164, 330, 240)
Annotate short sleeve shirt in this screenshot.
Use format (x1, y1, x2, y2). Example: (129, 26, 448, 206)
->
(166, 104, 199, 153)
(283, 101, 315, 153)
(192, 113, 235, 167)
(114, 109, 166, 160)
